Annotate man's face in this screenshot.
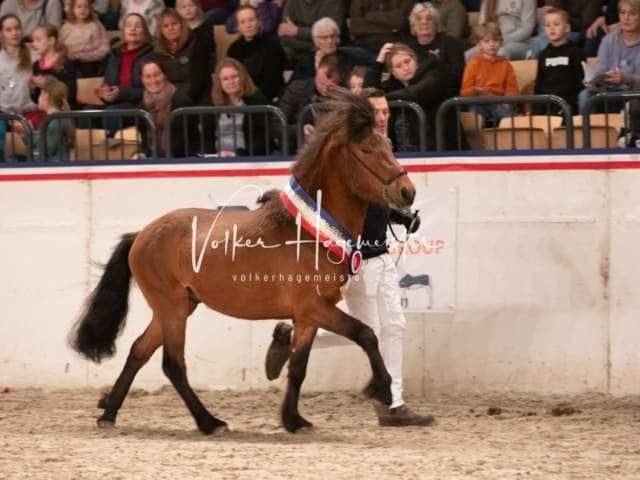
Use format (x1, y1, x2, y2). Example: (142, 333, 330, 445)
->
(368, 96, 390, 136)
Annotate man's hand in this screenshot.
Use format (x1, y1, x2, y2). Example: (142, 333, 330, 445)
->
(278, 17, 298, 37)
(390, 208, 421, 233)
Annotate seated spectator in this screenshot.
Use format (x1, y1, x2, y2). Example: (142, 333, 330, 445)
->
(209, 58, 272, 156)
(405, 2, 466, 98)
(585, 0, 619, 57)
(347, 65, 369, 94)
(349, 0, 414, 55)
(226, 4, 285, 101)
(0, 15, 39, 126)
(0, 0, 62, 40)
(366, 42, 454, 150)
(275, 53, 342, 152)
(530, 1, 602, 59)
(431, 0, 470, 41)
(136, 60, 195, 158)
(60, 0, 110, 77)
(175, 0, 216, 74)
(93, 13, 154, 135)
(119, 0, 165, 35)
(533, 8, 585, 115)
(578, 0, 640, 114)
(226, 0, 282, 37)
(277, 0, 345, 66)
(151, 8, 213, 104)
(201, 0, 236, 25)
(460, 22, 518, 127)
(288, 16, 374, 85)
(30, 24, 78, 110)
(465, 0, 536, 61)
(13, 79, 73, 162)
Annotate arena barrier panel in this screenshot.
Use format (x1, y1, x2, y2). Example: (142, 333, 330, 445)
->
(2, 152, 640, 395)
(166, 105, 289, 157)
(582, 91, 640, 148)
(38, 109, 157, 161)
(0, 111, 35, 162)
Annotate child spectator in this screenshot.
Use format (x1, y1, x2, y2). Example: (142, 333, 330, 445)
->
(0, 0, 63, 40)
(30, 24, 78, 110)
(210, 58, 272, 156)
(465, 0, 536, 61)
(175, 0, 216, 75)
(533, 8, 585, 115)
(460, 22, 518, 127)
(226, 4, 285, 101)
(0, 15, 39, 123)
(347, 65, 368, 94)
(13, 79, 74, 161)
(119, 0, 165, 35)
(60, 0, 110, 77)
(226, 0, 282, 37)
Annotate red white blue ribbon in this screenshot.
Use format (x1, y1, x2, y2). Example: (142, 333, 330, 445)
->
(280, 176, 362, 275)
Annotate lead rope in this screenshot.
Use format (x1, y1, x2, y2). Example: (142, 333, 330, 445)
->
(388, 209, 419, 267)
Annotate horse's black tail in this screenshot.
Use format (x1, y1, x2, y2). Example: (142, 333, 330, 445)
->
(69, 232, 137, 363)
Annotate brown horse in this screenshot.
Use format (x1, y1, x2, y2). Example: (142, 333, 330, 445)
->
(70, 88, 416, 434)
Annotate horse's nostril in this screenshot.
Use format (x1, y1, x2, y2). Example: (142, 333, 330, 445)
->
(401, 187, 415, 205)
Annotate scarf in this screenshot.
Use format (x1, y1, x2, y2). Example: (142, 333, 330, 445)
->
(143, 82, 176, 154)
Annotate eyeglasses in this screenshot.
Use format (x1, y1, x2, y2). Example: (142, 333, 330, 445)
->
(315, 33, 339, 41)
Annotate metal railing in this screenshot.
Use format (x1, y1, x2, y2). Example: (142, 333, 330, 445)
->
(0, 112, 35, 162)
(39, 109, 156, 161)
(581, 91, 640, 148)
(436, 95, 573, 151)
(295, 100, 427, 151)
(166, 105, 289, 157)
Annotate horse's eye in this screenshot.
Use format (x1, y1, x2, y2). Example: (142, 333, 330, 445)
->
(362, 146, 372, 154)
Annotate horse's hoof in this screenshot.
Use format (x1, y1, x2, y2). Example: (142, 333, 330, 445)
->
(283, 414, 313, 433)
(97, 418, 115, 428)
(362, 382, 392, 406)
(198, 417, 228, 435)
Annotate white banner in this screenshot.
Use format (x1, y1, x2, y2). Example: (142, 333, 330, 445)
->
(389, 186, 457, 312)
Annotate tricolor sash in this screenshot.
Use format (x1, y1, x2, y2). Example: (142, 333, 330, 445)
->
(280, 176, 362, 275)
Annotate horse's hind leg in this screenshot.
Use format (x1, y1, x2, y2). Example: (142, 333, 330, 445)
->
(281, 324, 317, 433)
(97, 315, 163, 427)
(161, 314, 227, 435)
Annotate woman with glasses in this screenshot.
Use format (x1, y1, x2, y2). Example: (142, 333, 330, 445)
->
(288, 16, 374, 85)
(405, 2, 466, 98)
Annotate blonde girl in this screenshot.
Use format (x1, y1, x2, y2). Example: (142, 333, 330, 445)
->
(30, 24, 78, 109)
(60, 0, 110, 77)
(0, 15, 39, 122)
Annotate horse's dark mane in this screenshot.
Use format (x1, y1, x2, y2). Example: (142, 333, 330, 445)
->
(292, 88, 375, 184)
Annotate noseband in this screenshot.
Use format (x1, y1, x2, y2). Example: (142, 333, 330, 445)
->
(351, 149, 407, 187)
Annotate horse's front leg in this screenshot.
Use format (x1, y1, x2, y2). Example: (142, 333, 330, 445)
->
(281, 324, 317, 433)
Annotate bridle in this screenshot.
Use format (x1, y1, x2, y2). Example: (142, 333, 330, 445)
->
(350, 148, 407, 187)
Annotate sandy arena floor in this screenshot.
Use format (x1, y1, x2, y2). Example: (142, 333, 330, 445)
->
(1, 387, 639, 479)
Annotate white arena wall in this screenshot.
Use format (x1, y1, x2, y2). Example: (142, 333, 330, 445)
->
(1, 152, 639, 396)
